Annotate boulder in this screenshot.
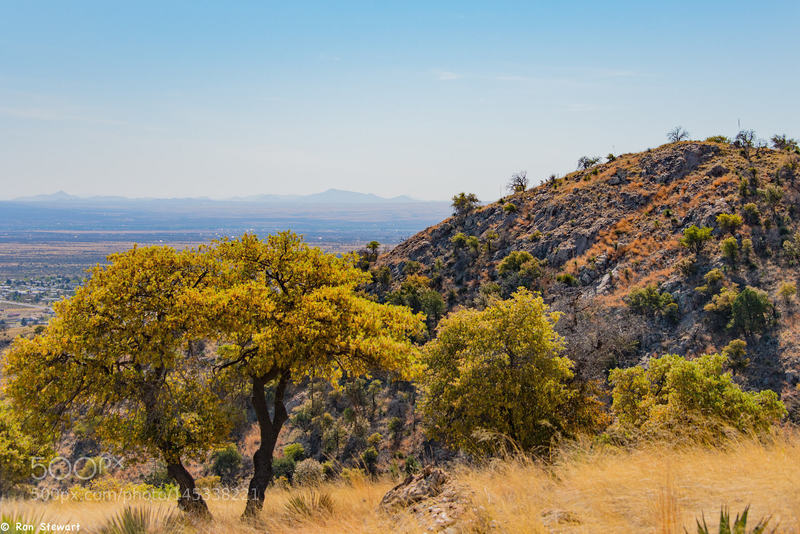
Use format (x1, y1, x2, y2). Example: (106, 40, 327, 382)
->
(379, 467, 448, 510)
(609, 169, 628, 185)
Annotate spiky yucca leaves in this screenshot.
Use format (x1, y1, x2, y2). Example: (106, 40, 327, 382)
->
(95, 506, 182, 534)
(284, 490, 335, 519)
(691, 505, 774, 534)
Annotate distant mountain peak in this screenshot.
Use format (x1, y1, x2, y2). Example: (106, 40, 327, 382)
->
(14, 189, 428, 204)
(15, 190, 80, 202)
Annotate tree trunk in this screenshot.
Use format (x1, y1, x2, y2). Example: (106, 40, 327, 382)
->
(167, 460, 210, 517)
(242, 371, 290, 519)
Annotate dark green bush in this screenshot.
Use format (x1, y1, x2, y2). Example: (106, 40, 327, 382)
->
(273, 456, 296, 482)
(211, 444, 242, 485)
(626, 285, 676, 320)
(556, 272, 578, 286)
(742, 203, 761, 225)
(716, 213, 743, 235)
(680, 225, 713, 254)
(731, 286, 773, 336)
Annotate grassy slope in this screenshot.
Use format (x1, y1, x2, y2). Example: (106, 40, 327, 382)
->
(4, 433, 800, 533)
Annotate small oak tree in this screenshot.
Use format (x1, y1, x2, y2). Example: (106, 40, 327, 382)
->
(420, 289, 606, 456)
(3, 247, 231, 516)
(206, 232, 423, 517)
(451, 192, 480, 216)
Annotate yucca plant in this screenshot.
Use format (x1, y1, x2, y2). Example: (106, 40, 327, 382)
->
(284, 490, 334, 519)
(95, 506, 182, 534)
(689, 505, 774, 534)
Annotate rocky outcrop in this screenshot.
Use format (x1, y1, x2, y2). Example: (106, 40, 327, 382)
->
(379, 466, 448, 510)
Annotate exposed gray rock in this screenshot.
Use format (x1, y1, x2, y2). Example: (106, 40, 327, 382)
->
(380, 467, 448, 510)
(707, 164, 729, 177)
(609, 169, 628, 185)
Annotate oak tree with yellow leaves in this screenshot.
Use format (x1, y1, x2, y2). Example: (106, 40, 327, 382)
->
(202, 232, 424, 517)
(3, 246, 231, 516)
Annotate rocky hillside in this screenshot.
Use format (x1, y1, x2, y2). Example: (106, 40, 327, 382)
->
(375, 140, 800, 417)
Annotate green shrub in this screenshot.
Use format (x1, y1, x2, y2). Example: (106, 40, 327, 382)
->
(778, 281, 796, 305)
(451, 192, 479, 216)
(721, 339, 749, 375)
(404, 455, 421, 474)
(680, 225, 713, 254)
(497, 251, 544, 295)
(626, 285, 676, 320)
(731, 287, 773, 336)
(273, 456, 296, 482)
(402, 260, 422, 275)
(704, 285, 740, 329)
(742, 203, 761, 225)
(695, 268, 725, 295)
(210, 444, 242, 486)
(420, 290, 606, 456)
(556, 272, 578, 286)
(387, 274, 445, 333)
(466, 235, 481, 253)
(388, 417, 404, 441)
(360, 446, 379, 475)
(705, 135, 731, 144)
(503, 202, 518, 213)
(762, 184, 784, 210)
(498, 251, 534, 275)
(720, 236, 739, 263)
(783, 232, 800, 265)
(716, 213, 743, 235)
(450, 232, 469, 250)
(321, 460, 336, 480)
(609, 353, 786, 441)
(283, 442, 306, 462)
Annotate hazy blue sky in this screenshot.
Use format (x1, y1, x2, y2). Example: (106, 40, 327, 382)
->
(1, 1, 798, 201)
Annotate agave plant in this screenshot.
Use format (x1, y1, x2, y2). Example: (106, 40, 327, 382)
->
(95, 506, 182, 534)
(690, 505, 774, 534)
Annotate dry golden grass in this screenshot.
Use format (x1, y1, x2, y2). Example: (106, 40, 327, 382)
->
(4, 434, 800, 533)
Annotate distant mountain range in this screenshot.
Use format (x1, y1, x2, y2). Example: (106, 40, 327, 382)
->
(1, 189, 451, 244)
(14, 189, 427, 204)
